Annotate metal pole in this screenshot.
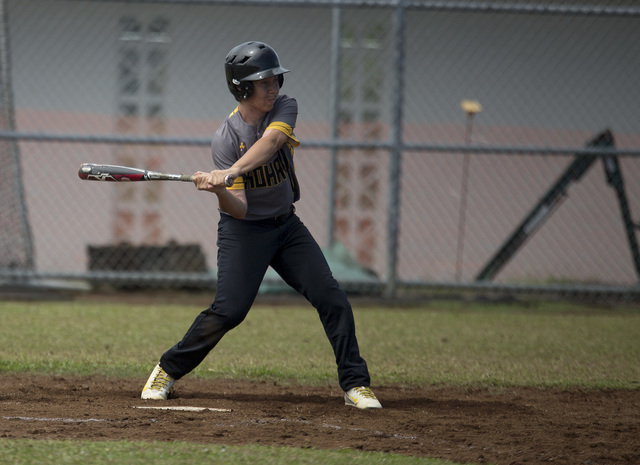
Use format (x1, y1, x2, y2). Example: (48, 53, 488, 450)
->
(327, 6, 342, 247)
(385, 0, 405, 298)
(454, 113, 473, 282)
(455, 100, 481, 282)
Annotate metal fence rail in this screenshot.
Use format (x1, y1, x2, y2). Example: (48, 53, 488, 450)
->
(1, 0, 638, 302)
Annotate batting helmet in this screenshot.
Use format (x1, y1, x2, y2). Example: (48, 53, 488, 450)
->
(225, 41, 289, 101)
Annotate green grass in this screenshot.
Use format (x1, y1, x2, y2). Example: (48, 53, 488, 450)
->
(1, 297, 638, 464)
(0, 299, 637, 388)
(0, 440, 463, 465)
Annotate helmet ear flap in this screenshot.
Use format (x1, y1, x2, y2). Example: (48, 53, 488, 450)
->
(236, 76, 281, 100)
(237, 81, 254, 100)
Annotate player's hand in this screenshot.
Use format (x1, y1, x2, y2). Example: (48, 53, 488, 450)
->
(192, 170, 229, 192)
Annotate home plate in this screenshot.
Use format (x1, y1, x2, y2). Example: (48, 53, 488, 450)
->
(134, 406, 231, 412)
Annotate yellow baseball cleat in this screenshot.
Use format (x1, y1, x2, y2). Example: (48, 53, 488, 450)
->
(141, 363, 175, 400)
(344, 386, 382, 409)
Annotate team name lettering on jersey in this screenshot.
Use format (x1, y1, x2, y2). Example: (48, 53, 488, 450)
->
(244, 150, 291, 190)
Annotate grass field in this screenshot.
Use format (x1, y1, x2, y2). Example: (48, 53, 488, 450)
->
(1, 295, 638, 464)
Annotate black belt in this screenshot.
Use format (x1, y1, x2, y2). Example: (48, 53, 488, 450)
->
(251, 206, 295, 225)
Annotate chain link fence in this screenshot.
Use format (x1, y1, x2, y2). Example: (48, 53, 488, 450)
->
(1, 0, 639, 301)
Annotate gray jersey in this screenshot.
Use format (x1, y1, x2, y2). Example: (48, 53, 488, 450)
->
(212, 95, 300, 220)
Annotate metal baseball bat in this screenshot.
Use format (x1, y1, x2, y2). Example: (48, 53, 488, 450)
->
(78, 163, 234, 186)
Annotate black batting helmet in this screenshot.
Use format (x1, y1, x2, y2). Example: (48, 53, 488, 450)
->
(225, 41, 289, 101)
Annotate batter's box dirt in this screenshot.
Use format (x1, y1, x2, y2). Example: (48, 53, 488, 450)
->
(0, 374, 638, 464)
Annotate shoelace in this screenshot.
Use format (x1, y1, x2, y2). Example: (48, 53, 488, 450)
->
(353, 387, 376, 398)
(150, 371, 172, 390)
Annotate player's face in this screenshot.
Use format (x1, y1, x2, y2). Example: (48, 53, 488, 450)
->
(248, 76, 280, 113)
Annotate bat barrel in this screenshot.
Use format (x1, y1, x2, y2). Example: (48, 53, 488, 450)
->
(78, 163, 147, 181)
(78, 163, 193, 182)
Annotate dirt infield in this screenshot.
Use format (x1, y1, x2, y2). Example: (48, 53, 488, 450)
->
(1, 374, 638, 464)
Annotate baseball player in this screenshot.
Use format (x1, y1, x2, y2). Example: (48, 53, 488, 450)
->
(141, 41, 381, 409)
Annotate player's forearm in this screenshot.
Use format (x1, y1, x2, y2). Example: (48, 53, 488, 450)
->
(230, 138, 277, 175)
(217, 190, 247, 219)
(229, 131, 285, 177)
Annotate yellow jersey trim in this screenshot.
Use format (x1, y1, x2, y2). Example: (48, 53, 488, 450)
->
(267, 121, 301, 147)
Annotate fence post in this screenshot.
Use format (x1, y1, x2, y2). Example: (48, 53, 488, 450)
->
(385, 0, 406, 298)
(327, 6, 342, 248)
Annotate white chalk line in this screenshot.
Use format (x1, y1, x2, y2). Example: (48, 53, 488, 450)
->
(2, 416, 112, 423)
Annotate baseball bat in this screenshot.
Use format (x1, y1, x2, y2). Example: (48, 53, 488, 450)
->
(78, 163, 234, 186)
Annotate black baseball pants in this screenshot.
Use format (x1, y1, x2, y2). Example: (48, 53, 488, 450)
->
(160, 210, 371, 392)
